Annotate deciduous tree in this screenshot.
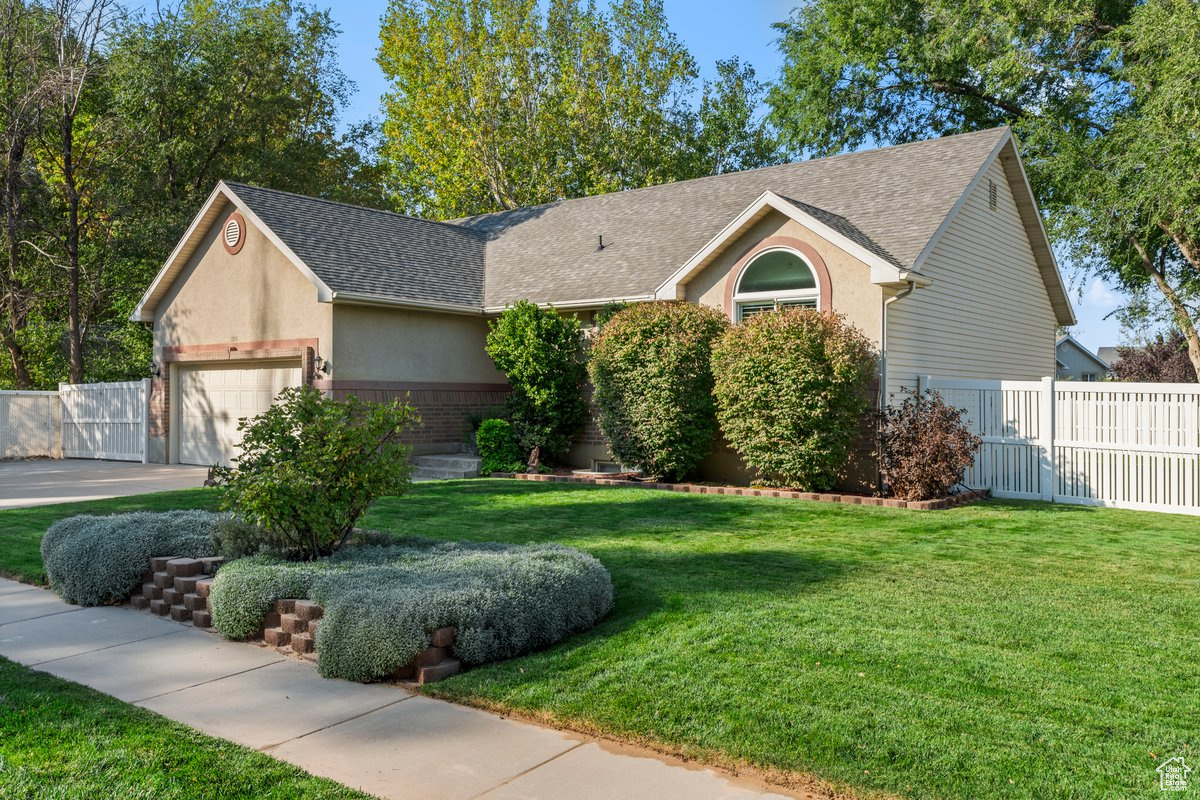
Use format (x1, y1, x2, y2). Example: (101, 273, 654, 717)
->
(769, 0, 1200, 379)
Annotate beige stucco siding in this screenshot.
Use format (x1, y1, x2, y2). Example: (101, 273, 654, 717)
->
(331, 305, 503, 384)
(155, 201, 332, 354)
(685, 212, 884, 344)
(885, 158, 1057, 398)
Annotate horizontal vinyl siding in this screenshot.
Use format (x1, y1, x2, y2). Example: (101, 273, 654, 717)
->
(886, 159, 1057, 400)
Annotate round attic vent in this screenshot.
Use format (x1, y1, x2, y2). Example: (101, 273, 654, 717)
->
(222, 211, 246, 254)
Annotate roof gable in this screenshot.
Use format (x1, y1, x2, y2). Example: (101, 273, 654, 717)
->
(1056, 334, 1110, 370)
(132, 182, 487, 322)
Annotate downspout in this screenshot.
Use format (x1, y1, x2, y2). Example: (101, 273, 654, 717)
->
(878, 280, 917, 492)
(879, 280, 917, 410)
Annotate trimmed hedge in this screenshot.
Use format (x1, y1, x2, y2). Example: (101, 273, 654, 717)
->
(712, 308, 878, 489)
(588, 301, 729, 480)
(208, 537, 614, 682)
(41, 511, 227, 606)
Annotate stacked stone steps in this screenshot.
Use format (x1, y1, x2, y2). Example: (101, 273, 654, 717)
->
(129, 556, 223, 628)
(261, 599, 323, 662)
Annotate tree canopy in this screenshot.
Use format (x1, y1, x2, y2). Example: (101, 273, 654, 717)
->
(377, 0, 781, 219)
(769, 0, 1200, 379)
(0, 0, 383, 389)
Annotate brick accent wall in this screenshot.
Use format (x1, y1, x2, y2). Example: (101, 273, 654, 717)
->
(316, 380, 509, 451)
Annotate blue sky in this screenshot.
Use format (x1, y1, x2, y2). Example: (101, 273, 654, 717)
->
(138, 0, 1129, 351)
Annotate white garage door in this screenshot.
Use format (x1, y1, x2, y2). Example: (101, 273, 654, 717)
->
(178, 362, 301, 466)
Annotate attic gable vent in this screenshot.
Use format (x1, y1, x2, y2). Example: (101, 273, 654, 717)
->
(988, 179, 998, 211)
(222, 211, 246, 254)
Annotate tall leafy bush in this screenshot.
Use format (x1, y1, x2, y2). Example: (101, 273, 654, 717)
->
(711, 308, 877, 489)
(485, 300, 587, 466)
(588, 302, 729, 480)
(476, 418, 524, 474)
(213, 386, 419, 560)
(41, 511, 226, 606)
(878, 389, 982, 500)
(208, 537, 614, 682)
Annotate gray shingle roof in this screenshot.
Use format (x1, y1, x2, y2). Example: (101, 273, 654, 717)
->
(225, 182, 487, 307)
(226, 127, 1007, 310)
(454, 127, 1006, 307)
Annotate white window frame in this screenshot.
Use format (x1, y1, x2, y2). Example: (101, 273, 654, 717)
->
(732, 246, 821, 323)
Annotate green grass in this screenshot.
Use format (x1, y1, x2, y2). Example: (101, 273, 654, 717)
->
(0, 656, 373, 798)
(0, 490, 219, 584)
(4, 481, 1199, 799)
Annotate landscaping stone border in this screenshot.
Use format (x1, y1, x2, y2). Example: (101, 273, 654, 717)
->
(499, 472, 988, 510)
(127, 557, 461, 684)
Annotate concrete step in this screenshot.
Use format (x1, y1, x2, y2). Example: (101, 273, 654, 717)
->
(411, 454, 482, 480)
(412, 454, 482, 471)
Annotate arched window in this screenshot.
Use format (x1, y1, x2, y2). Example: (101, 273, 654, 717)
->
(733, 248, 820, 322)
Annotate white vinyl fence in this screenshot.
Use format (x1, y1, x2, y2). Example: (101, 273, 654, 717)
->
(59, 380, 151, 462)
(0, 390, 62, 459)
(923, 376, 1200, 515)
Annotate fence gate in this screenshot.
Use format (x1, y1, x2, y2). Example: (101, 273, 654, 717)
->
(59, 379, 151, 462)
(923, 376, 1200, 516)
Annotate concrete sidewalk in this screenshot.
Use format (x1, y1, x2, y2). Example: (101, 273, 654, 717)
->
(0, 459, 210, 509)
(0, 578, 797, 800)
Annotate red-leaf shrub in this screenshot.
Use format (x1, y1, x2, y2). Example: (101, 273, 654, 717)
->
(878, 389, 982, 501)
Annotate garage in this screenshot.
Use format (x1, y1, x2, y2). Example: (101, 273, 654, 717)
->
(177, 362, 301, 466)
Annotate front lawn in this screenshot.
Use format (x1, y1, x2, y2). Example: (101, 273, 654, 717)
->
(4, 480, 1197, 799)
(0, 657, 373, 798)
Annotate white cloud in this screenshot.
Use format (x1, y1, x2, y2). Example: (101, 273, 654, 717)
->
(1084, 279, 1121, 310)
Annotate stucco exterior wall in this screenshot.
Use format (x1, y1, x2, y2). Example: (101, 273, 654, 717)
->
(885, 158, 1058, 398)
(149, 201, 332, 463)
(155, 201, 332, 356)
(684, 212, 885, 345)
(330, 305, 502, 384)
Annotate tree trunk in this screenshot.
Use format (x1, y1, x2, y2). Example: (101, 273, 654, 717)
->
(2, 130, 30, 388)
(63, 100, 83, 384)
(1132, 235, 1200, 381)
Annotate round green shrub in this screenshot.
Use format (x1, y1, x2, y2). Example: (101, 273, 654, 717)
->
(207, 536, 614, 682)
(711, 308, 878, 489)
(214, 386, 419, 560)
(476, 418, 524, 474)
(41, 511, 227, 606)
(588, 301, 729, 480)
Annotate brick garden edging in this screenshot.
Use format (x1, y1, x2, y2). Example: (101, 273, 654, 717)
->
(127, 556, 461, 684)
(500, 472, 988, 510)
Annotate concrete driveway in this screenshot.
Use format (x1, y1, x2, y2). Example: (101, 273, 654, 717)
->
(0, 459, 210, 510)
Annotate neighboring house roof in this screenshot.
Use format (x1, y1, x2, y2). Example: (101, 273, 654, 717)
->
(1097, 346, 1121, 366)
(132, 126, 1075, 325)
(1056, 335, 1110, 372)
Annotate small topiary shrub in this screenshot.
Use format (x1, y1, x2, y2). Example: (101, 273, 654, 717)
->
(213, 386, 419, 561)
(485, 300, 587, 467)
(711, 308, 878, 489)
(588, 301, 729, 480)
(878, 389, 982, 500)
(476, 418, 524, 474)
(208, 537, 614, 682)
(41, 511, 227, 606)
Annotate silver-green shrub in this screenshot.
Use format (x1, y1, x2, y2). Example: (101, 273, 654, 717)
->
(40, 511, 227, 606)
(208, 536, 614, 682)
